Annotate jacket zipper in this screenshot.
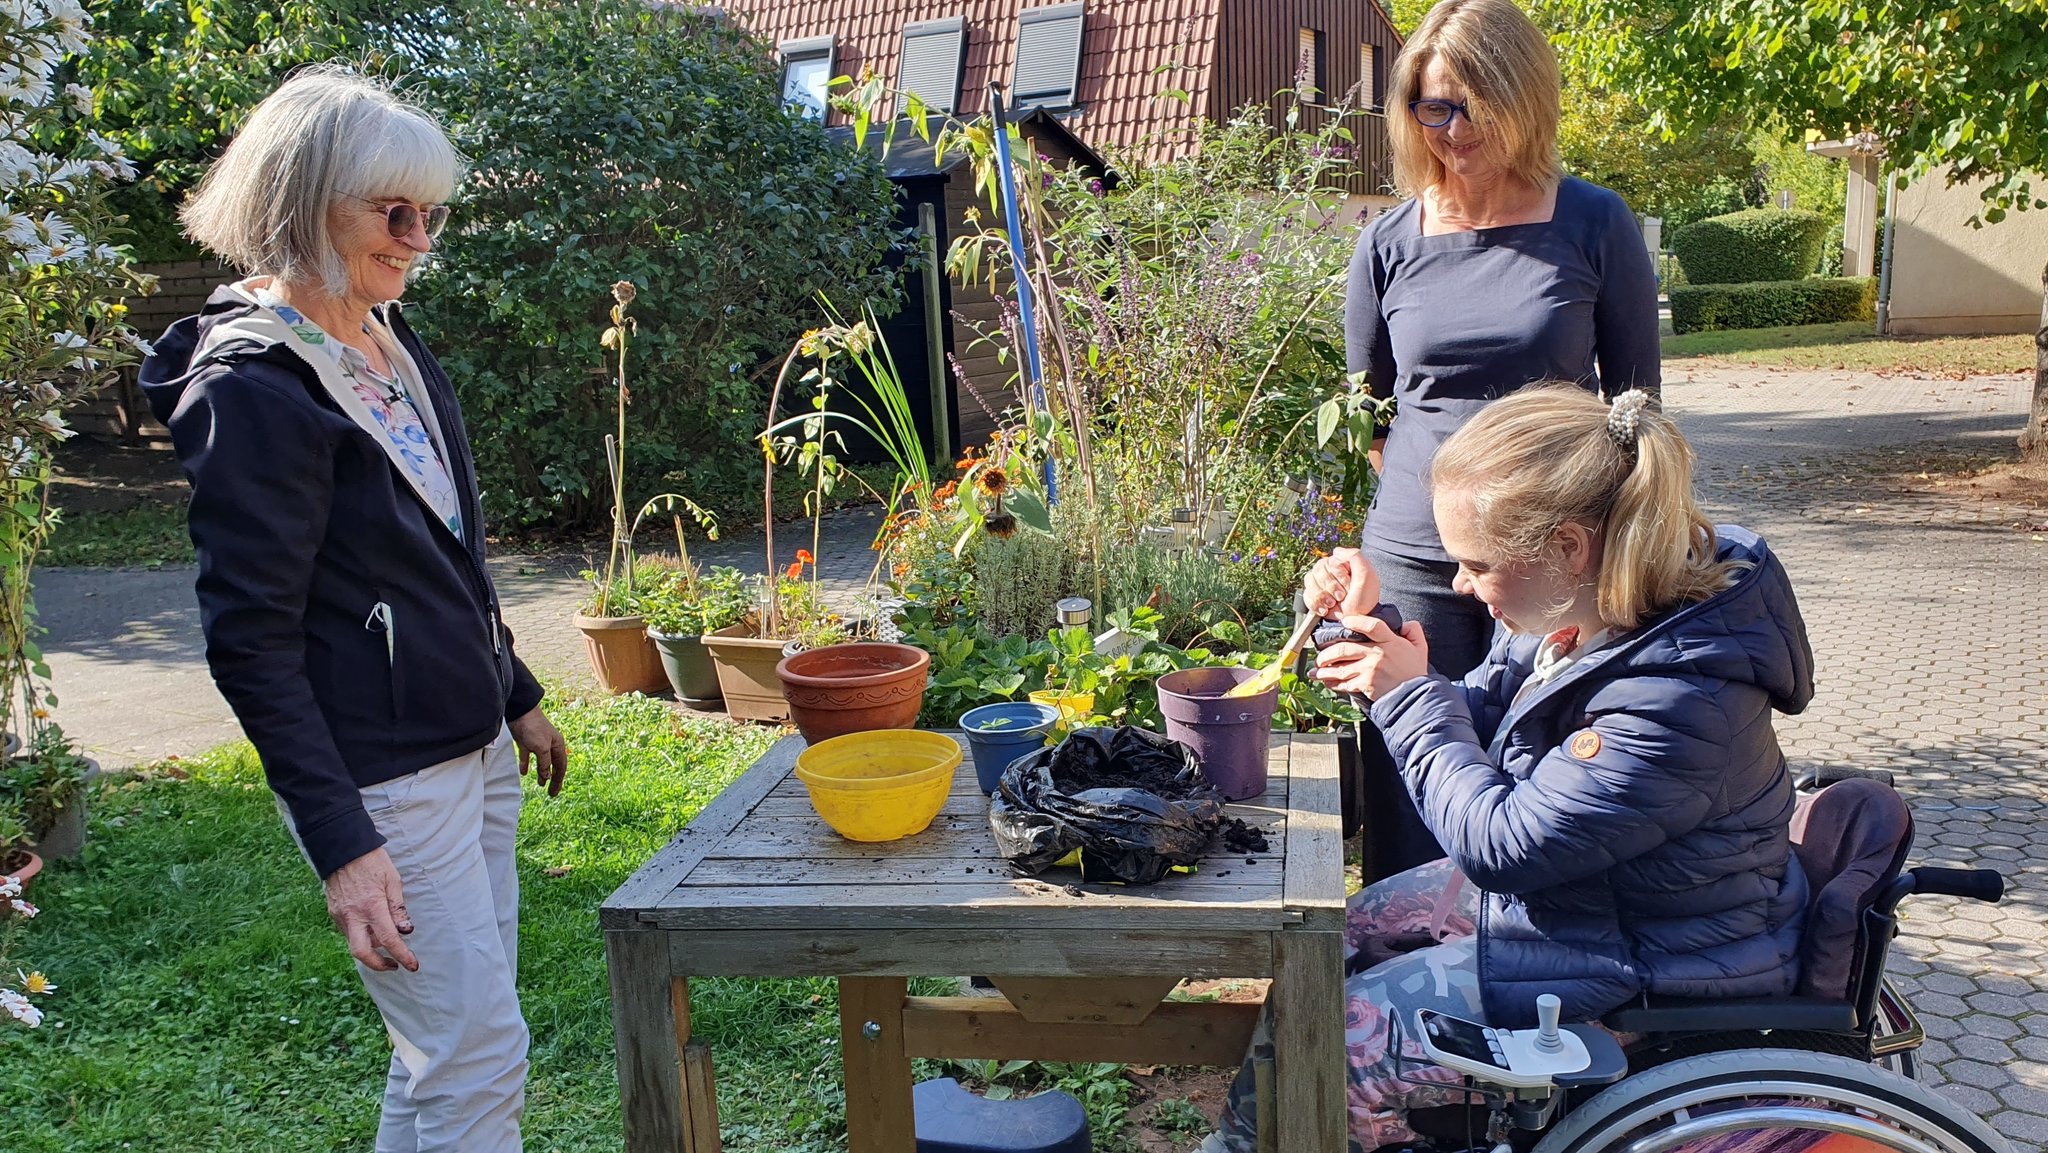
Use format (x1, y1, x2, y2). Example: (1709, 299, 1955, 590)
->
(388, 308, 508, 689)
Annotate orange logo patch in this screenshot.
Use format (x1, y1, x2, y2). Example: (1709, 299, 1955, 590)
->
(1569, 731, 1602, 759)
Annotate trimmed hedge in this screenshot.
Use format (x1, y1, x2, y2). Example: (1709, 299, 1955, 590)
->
(1670, 208, 1831, 285)
(1669, 277, 1876, 334)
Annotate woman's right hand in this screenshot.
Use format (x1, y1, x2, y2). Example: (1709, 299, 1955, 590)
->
(1304, 547, 1383, 620)
(323, 847, 419, 973)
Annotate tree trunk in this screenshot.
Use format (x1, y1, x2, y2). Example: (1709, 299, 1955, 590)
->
(2025, 260, 2048, 458)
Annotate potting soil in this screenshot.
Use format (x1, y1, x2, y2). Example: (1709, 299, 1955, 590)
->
(989, 726, 1226, 886)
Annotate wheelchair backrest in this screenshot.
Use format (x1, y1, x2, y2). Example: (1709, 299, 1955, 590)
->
(1788, 777, 1914, 1000)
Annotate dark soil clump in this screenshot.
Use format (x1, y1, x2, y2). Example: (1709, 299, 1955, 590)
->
(1220, 817, 1269, 854)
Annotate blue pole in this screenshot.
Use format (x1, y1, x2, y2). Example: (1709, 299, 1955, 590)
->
(987, 83, 1057, 505)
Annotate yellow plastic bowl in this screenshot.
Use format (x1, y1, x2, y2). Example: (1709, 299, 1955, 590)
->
(793, 730, 962, 842)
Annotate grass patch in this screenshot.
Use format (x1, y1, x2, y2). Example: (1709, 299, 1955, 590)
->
(1662, 321, 2034, 376)
(0, 694, 1001, 1152)
(41, 503, 193, 568)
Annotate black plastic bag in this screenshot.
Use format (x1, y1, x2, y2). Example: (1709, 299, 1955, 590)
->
(988, 726, 1225, 885)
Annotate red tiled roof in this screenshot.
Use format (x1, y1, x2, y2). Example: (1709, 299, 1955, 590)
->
(715, 0, 1225, 160)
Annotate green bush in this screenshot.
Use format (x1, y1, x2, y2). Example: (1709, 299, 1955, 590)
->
(1670, 208, 1831, 285)
(410, 0, 903, 532)
(1669, 277, 1876, 334)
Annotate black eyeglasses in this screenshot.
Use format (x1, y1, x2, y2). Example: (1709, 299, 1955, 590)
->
(352, 196, 450, 240)
(1408, 99, 1473, 129)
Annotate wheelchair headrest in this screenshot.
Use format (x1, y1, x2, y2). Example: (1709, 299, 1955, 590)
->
(1789, 776, 1914, 1000)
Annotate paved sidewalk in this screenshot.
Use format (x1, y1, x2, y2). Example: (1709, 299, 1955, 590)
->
(35, 363, 2048, 1136)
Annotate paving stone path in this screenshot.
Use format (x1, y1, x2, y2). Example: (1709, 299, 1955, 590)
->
(36, 362, 2047, 1135)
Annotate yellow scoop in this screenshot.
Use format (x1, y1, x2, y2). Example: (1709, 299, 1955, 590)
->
(1223, 610, 1321, 698)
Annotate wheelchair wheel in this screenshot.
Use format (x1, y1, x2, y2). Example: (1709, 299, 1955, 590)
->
(1532, 1048, 2009, 1153)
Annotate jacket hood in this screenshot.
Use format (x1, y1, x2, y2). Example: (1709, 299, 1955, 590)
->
(1605, 525, 1815, 715)
(139, 283, 293, 427)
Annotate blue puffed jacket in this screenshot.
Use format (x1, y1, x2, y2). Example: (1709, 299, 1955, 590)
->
(1369, 525, 1813, 1028)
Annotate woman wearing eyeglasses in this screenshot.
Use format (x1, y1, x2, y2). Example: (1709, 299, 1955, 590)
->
(1344, 0, 1660, 884)
(140, 66, 564, 1151)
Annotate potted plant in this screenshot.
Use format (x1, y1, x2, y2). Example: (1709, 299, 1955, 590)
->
(641, 559, 750, 709)
(0, 799, 35, 892)
(701, 555, 852, 723)
(2, 724, 94, 862)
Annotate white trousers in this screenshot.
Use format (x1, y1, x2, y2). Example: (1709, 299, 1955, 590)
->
(281, 726, 528, 1152)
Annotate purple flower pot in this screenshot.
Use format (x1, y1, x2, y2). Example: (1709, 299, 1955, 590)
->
(1155, 667, 1279, 801)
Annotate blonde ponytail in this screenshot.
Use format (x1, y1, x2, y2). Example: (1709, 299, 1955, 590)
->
(1429, 384, 1741, 629)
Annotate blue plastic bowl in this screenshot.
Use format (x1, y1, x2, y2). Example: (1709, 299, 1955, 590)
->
(959, 701, 1062, 794)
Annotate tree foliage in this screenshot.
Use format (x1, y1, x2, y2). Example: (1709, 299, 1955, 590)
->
(1533, 0, 2047, 222)
(403, 1, 905, 531)
(1532, 0, 2048, 450)
(67, 0, 370, 261)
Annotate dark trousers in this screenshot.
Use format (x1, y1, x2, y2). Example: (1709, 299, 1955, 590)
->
(1347, 544, 1495, 884)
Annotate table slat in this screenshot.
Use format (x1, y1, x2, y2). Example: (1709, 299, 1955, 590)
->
(685, 854, 1282, 887)
(600, 734, 804, 928)
(1279, 735, 1346, 928)
(668, 928, 1278, 979)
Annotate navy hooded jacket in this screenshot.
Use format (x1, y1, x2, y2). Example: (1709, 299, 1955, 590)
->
(1369, 526, 1813, 1028)
(141, 287, 544, 879)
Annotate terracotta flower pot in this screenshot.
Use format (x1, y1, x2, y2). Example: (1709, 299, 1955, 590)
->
(2, 847, 43, 894)
(700, 623, 791, 723)
(775, 642, 930, 744)
(573, 613, 670, 696)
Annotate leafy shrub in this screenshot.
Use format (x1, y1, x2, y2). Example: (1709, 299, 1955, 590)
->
(1669, 277, 1876, 334)
(408, 0, 902, 531)
(1670, 208, 1831, 285)
(639, 565, 753, 637)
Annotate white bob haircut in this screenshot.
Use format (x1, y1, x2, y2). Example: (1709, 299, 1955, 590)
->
(181, 65, 460, 296)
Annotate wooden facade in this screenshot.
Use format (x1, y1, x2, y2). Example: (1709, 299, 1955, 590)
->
(1213, 0, 1403, 195)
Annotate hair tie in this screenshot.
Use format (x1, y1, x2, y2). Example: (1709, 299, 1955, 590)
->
(1607, 389, 1651, 457)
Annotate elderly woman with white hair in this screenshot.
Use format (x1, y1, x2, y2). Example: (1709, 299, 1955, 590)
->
(1342, 0, 1663, 884)
(140, 66, 566, 1151)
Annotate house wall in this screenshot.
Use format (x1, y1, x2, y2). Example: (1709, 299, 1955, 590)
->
(1212, 0, 1403, 195)
(1887, 172, 2048, 336)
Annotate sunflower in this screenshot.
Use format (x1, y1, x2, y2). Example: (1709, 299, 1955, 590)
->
(974, 466, 1009, 498)
(982, 512, 1018, 539)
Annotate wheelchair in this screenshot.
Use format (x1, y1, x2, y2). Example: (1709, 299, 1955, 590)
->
(1352, 765, 2014, 1153)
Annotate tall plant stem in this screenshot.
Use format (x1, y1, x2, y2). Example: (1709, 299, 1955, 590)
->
(760, 344, 806, 638)
(1019, 171, 1106, 613)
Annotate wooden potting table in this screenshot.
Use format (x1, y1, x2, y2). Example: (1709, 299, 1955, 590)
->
(600, 731, 1346, 1153)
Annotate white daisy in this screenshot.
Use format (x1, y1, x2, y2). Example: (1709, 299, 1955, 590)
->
(45, 0, 88, 24)
(91, 154, 136, 182)
(121, 331, 155, 356)
(0, 206, 33, 247)
(64, 82, 89, 115)
(0, 141, 30, 189)
(52, 330, 85, 349)
(1, 988, 44, 1027)
(43, 157, 90, 189)
(34, 211, 75, 247)
(8, 897, 36, 917)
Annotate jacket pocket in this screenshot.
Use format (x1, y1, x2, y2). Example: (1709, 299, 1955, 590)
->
(364, 598, 405, 720)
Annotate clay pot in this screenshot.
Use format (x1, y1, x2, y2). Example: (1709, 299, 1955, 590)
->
(573, 613, 670, 696)
(648, 629, 723, 710)
(701, 624, 792, 723)
(775, 642, 931, 744)
(2, 847, 43, 894)
(26, 756, 98, 862)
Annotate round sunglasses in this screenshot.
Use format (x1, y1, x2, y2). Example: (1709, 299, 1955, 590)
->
(352, 196, 450, 240)
(1407, 99, 1473, 129)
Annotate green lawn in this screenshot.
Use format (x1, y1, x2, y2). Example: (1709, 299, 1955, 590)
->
(1662, 320, 2034, 376)
(40, 503, 193, 568)
(0, 692, 1143, 1152)
(0, 696, 852, 1152)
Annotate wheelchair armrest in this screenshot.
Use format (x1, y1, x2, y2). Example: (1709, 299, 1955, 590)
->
(1794, 765, 1896, 791)
(1553, 1024, 1629, 1089)
(1875, 866, 2006, 914)
(1603, 994, 1859, 1035)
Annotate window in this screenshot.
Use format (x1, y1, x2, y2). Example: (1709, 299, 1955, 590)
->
(1358, 43, 1378, 108)
(1297, 27, 1325, 102)
(779, 35, 834, 121)
(1012, 2, 1086, 110)
(897, 16, 967, 115)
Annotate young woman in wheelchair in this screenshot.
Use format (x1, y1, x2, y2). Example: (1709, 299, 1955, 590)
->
(1209, 384, 1818, 1152)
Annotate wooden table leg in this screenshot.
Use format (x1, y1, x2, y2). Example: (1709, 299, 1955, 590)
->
(607, 929, 694, 1152)
(1272, 931, 1347, 1153)
(840, 976, 915, 1153)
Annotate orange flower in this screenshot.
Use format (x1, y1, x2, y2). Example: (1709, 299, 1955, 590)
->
(934, 481, 958, 502)
(795, 548, 815, 565)
(785, 562, 803, 580)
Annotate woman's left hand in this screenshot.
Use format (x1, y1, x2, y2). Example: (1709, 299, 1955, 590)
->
(510, 706, 570, 796)
(1312, 612, 1429, 700)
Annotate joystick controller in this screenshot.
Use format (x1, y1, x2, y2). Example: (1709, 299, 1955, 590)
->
(1534, 993, 1564, 1053)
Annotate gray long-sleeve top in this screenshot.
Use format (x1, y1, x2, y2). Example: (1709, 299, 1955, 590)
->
(1347, 176, 1661, 560)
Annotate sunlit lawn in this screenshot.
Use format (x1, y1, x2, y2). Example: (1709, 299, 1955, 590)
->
(1663, 320, 2033, 376)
